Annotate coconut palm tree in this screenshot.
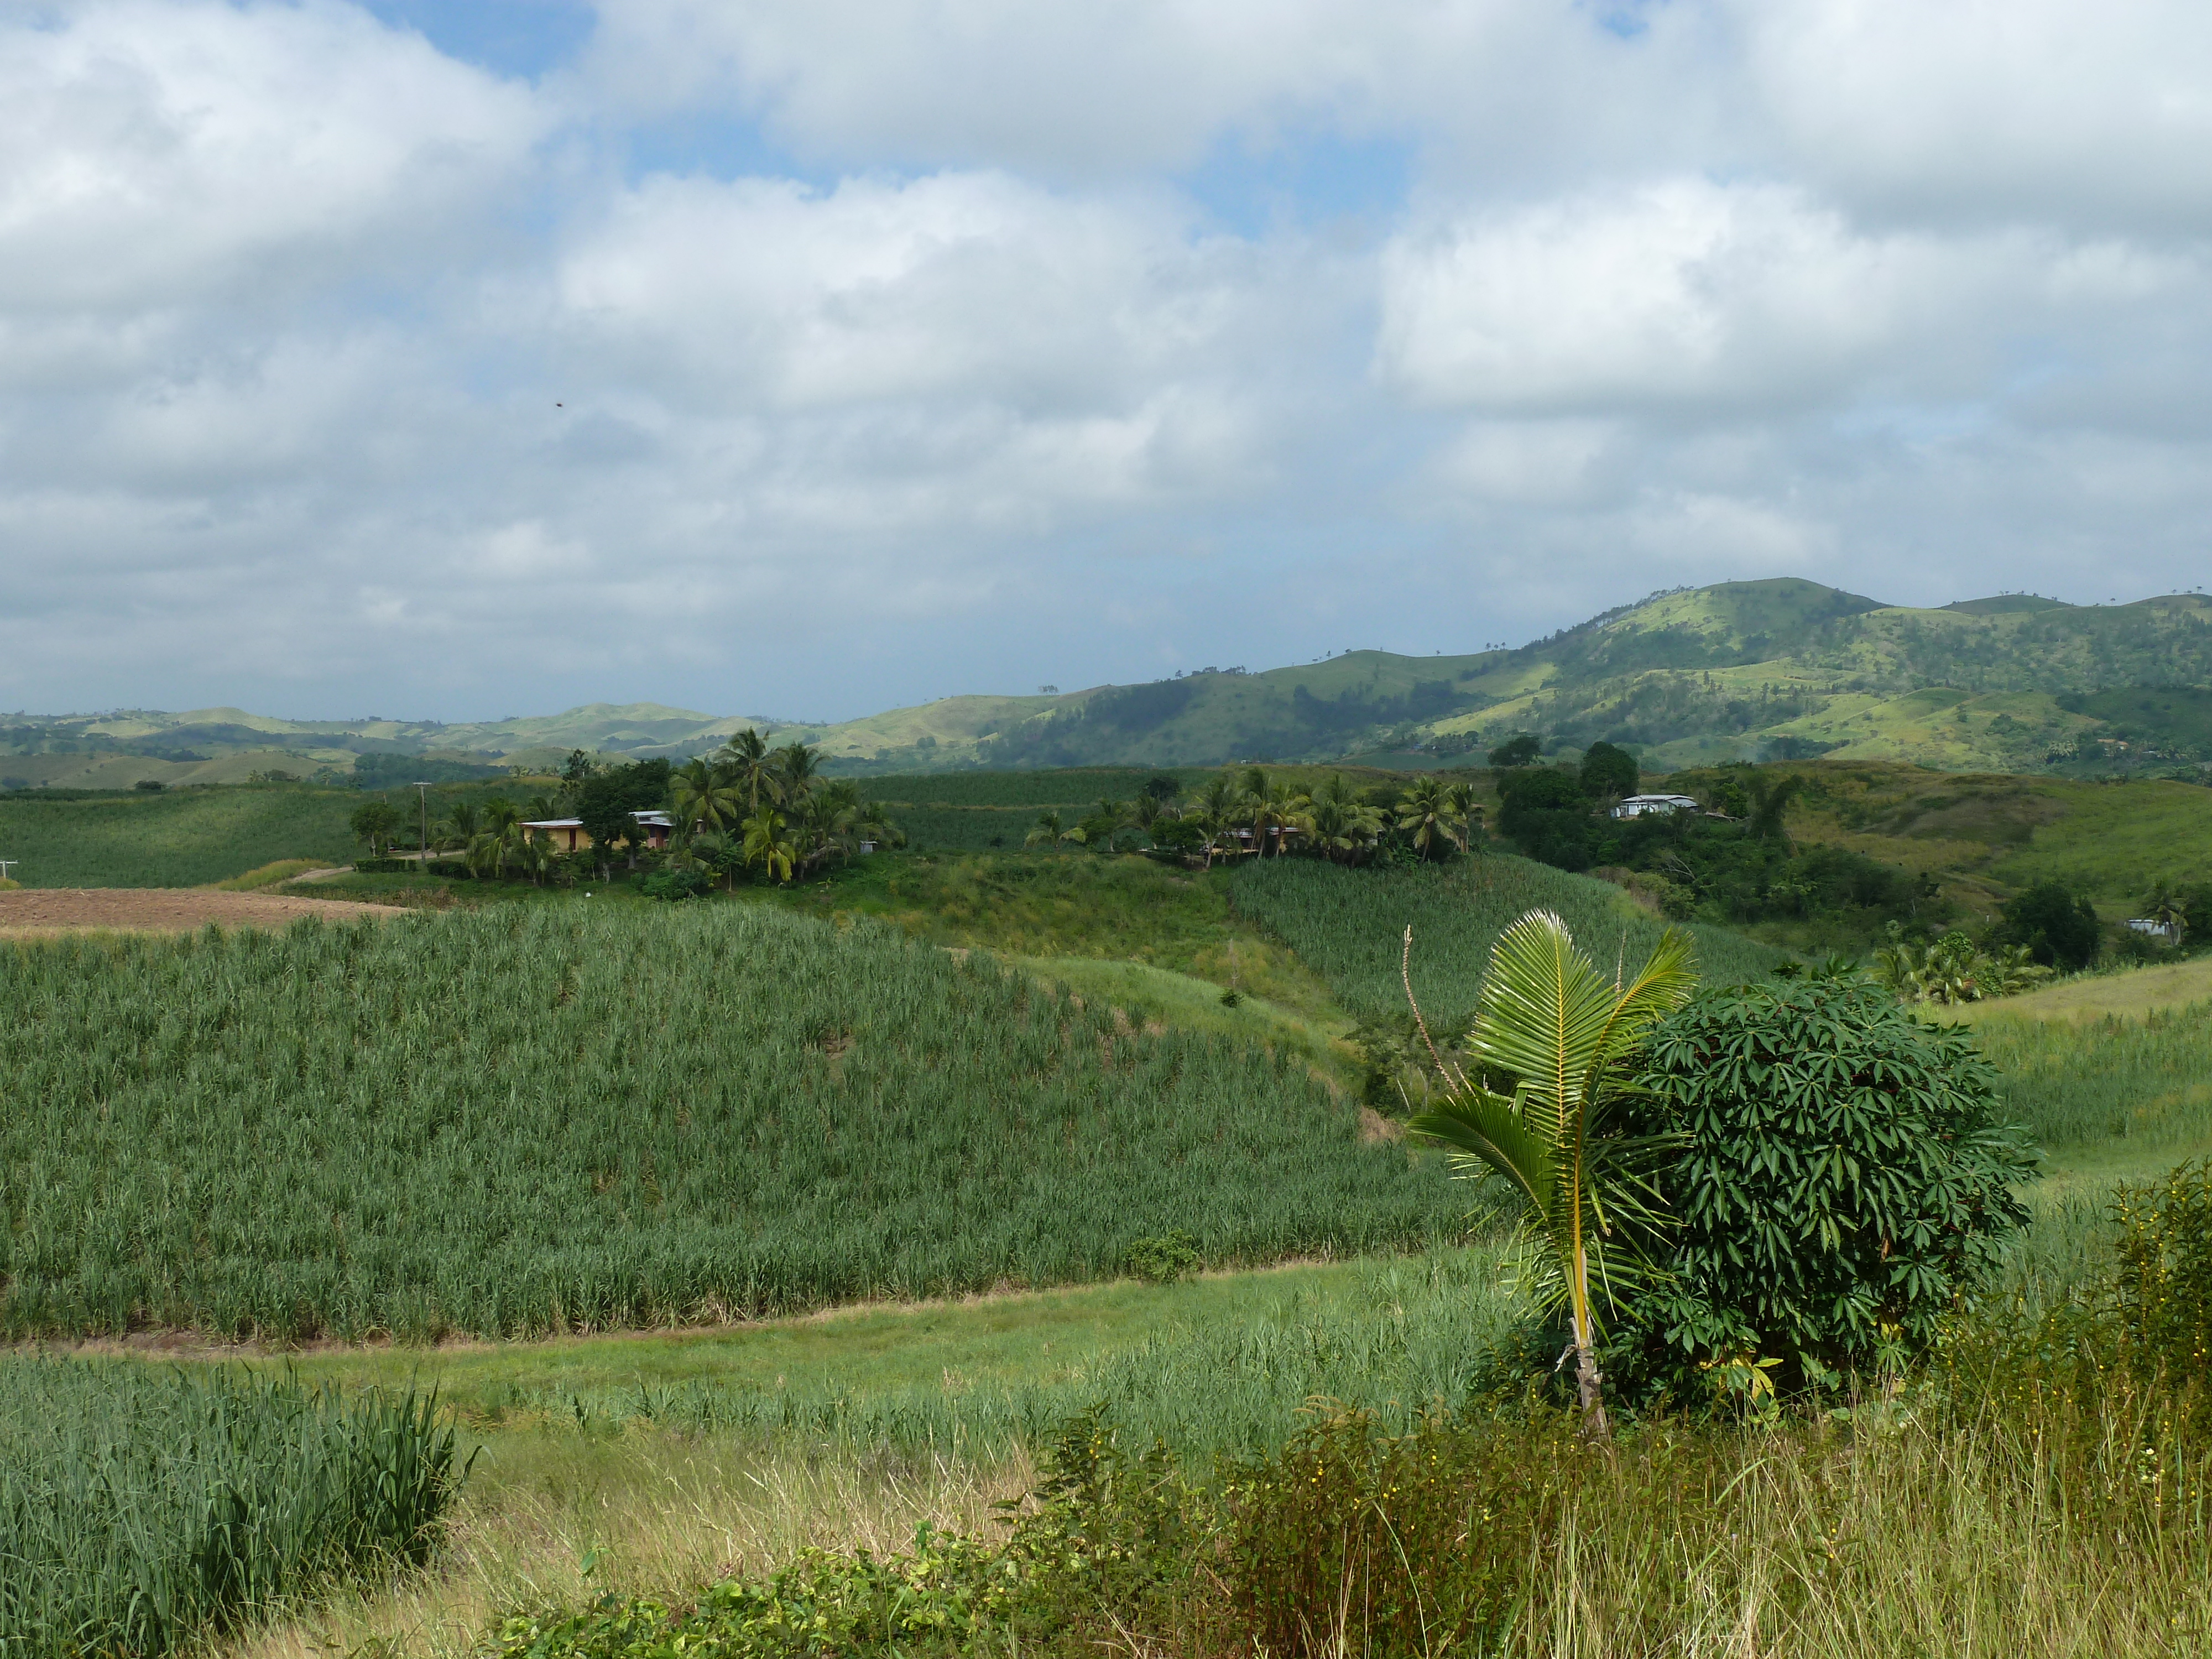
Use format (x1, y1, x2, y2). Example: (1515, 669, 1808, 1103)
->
(743, 805, 796, 884)
(2142, 880, 2188, 944)
(1397, 776, 1464, 861)
(716, 727, 782, 811)
(1025, 810, 1064, 848)
(440, 800, 481, 855)
(775, 742, 823, 806)
(1244, 778, 1309, 857)
(1406, 911, 1698, 1437)
(671, 759, 743, 837)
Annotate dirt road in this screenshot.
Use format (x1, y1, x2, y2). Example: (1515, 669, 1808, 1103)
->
(0, 888, 398, 938)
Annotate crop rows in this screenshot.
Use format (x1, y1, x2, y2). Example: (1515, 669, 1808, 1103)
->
(0, 907, 1464, 1340)
(1230, 854, 1787, 1027)
(1, 1357, 460, 1656)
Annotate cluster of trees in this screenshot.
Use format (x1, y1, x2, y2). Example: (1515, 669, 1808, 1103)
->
(346, 738, 901, 891)
(1406, 914, 2033, 1432)
(657, 731, 901, 891)
(1022, 769, 1483, 867)
(1498, 755, 1932, 931)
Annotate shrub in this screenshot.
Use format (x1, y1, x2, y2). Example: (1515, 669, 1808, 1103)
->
(638, 866, 712, 901)
(2113, 1161, 2212, 1386)
(1622, 979, 2037, 1398)
(1999, 879, 2101, 971)
(1123, 1233, 1203, 1282)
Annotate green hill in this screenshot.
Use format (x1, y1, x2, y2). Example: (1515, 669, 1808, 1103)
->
(9, 580, 2212, 784)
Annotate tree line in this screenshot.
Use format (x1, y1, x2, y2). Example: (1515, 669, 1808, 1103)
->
(346, 732, 901, 889)
(1021, 767, 1485, 867)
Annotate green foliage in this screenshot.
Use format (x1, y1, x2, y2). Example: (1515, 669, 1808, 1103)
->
(1489, 733, 1542, 767)
(2112, 1161, 2212, 1386)
(1229, 855, 1783, 1032)
(1408, 910, 1697, 1427)
(1579, 739, 1640, 797)
(1870, 928, 2052, 1004)
(1624, 980, 2037, 1395)
(0, 1358, 463, 1656)
(638, 867, 711, 901)
(0, 907, 1461, 1340)
(2000, 878, 2103, 970)
(1121, 1233, 1203, 1283)
(494, 1409, 1194, 1659)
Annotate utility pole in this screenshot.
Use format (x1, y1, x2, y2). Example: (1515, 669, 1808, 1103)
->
(413, 782, 432, 866)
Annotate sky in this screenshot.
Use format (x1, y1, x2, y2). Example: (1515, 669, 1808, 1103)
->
(4, 1, 2211, 723)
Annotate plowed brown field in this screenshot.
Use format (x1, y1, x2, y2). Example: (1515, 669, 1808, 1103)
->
(0, 888, 395, 937)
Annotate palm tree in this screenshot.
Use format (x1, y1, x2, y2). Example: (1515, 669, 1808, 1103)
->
(743, 805, 796, 884)
(672, 759, 744, 836)
(858, 801, 905, 851)
(1398, 776, 1463, 861)
(1025, 810, 1063, 849)
(716, 728, 782, 811)
(440, 800, 481, 855)
(687, 830, 741, 891)
(2142, 880, 2188, 944)
(1405, 911, 1698, 1437)
(775, 742, 822, 806)
(795, 780, 862, 874)
(1244, 779, 1309, 858)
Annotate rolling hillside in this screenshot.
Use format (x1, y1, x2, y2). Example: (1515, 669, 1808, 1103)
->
(8, 580, 2212, 783)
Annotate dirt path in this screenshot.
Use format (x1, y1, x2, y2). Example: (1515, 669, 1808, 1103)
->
(0, 888, 399, 938)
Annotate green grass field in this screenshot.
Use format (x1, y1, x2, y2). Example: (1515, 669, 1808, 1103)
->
(0, 785, 364, 886)
(1, 906, 1463, 1341)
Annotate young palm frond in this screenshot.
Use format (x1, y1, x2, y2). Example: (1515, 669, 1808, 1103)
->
(1405, 909, 1697, 1435)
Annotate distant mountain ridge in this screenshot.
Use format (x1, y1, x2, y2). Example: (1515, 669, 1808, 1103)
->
(6, 580, 2212, 788)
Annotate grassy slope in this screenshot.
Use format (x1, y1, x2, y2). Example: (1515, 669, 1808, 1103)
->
(1717, 761, 2212, 916)
(0, 787, 363, 886)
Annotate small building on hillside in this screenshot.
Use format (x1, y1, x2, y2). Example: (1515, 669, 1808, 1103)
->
(2126, 917, 2182, 942)
(1610, 793, 1700, 820)
(520, 817, 589, 852)
(517, 810, 675, 853)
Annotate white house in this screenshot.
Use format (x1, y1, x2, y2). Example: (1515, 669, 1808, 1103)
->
(1610, 794, 1700, 820)
(2125, 917, 2181, 942)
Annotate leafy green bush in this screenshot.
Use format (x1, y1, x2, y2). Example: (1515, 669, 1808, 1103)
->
(638, 867, 711, 900)
(1121, 1233, 1203, 1282)
(0, 1359, 463, 1656)
(1622, 980, 2036, 1397)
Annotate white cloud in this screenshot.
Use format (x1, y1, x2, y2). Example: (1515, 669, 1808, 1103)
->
(1735, 0, 2212, 233)
(6, 0, 2212, 722)
(0, 1, 544, 314)
(1376, 179, 1985, 413)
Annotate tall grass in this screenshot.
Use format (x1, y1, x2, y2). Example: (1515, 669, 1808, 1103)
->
(0, 1357, 462, 1656)
(435, 1248, 1524, 1464)
(1232, 854, 1787, 1027)
(1974, 1001, 2212, 1157)
(0, 907, 1464, 1340)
